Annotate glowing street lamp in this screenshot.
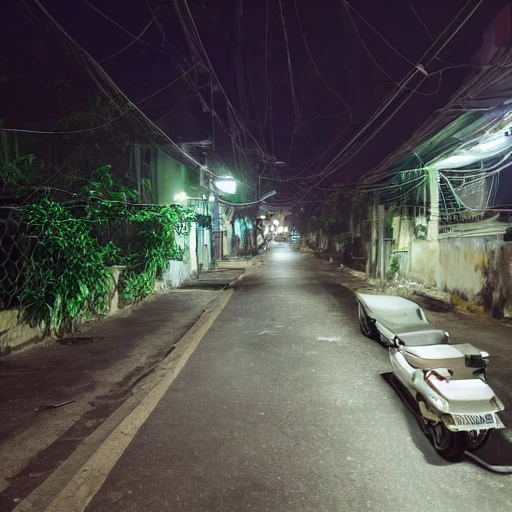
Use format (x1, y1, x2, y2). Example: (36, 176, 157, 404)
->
(174, 192, 187, 202)
(214, 176, 237, 195)
(431, 128, 512, 170)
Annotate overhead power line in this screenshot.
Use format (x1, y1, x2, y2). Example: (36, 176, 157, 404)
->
(271, 0, 483, 208)
(288, 0, 484, 207)
(28, 0, 211, 175)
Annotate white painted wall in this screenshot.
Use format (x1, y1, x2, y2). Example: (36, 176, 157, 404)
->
(161, 226, 197, 288)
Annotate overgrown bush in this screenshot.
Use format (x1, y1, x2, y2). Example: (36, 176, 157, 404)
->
(116, 205, 193, 304)
(21, 197, 113, 335)
(16, 165, 205, 334)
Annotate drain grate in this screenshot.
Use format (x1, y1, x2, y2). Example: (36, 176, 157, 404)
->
(56, 337, 98, 346)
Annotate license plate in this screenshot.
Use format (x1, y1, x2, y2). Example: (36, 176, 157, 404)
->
(452, 413, 495, 427)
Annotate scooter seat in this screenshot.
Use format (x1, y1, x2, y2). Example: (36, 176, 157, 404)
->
(403, 344, 468, 375)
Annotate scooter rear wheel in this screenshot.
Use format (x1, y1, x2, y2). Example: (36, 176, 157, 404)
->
(429, 422, 468, 462)
(358, 303, 379, 340)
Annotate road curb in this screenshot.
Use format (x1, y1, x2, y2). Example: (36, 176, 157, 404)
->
(14, 290, 235, 512)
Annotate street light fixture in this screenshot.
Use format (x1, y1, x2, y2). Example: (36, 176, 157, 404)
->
(174, 192, 187, 202)
(213, 176, 237, 195)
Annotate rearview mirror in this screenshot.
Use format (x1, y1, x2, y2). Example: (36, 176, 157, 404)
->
(393, 336, 404, 348)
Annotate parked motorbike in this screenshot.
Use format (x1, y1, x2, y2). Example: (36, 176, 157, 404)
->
(356, 292, 505, 462)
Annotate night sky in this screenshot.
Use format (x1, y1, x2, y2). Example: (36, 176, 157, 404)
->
(1, 0, 507, 203)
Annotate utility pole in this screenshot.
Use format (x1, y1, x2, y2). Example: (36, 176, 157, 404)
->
(378, 204, 385, 285)
(427, 168, 439, 242)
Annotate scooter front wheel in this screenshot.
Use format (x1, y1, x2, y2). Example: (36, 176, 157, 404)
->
(467, 429, 493, 451)
(428, 422, 468, 462)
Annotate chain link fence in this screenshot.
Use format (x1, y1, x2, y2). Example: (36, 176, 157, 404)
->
(0, 199, 197, 341)
(0, 206, 33, 310)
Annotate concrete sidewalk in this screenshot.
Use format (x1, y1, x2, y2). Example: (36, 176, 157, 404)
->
(181, 259, 251, 289)
(0, 263, 248, 510)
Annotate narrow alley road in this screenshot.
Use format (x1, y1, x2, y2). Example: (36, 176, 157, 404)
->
(22, 245, 512, 511)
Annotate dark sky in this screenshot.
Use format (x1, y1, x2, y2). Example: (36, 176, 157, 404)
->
(1, 0, 508, 201)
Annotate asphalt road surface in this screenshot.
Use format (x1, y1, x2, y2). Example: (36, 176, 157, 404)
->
(30, 245, 512, 511)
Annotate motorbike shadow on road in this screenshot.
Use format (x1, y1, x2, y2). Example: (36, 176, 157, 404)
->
(380, 372, 450, 467)
(381, 372, 512, 473)
(468, 430, 512, 473)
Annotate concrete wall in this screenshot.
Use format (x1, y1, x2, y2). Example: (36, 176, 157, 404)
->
(161, 228, 196, 288)
(408, 239, 439, 287)
(436, 236, 512, 318)
(0, 267, 126, 355)
(0, 309, 43, 355)
(363, 207, 512, 317)
(405, 233, 512, 318)
(504, 243, 512, 318)
(436, 236, 494, 301)
(162, 260, 190, 288)
(392, 215, 413, 251)
(189, 224, 198, 275)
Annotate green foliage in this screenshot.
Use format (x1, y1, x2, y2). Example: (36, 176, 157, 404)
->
(320, 191, 343, 233)
(54, 95, 134, 174)
(15, 164, 205, 334)
(120, 267, 157, 304)
(389, 255, 400, 275)
(414, 224, 427, 239)
(195, 213, 212, 230)
(80, 164, 138, 203)
(57, 96, 129, 134)
(21, 197, 113, 335)
(334, 232, 351, 246)
(116, 205, 191, 304)
(77, 166, 197, 305)
(0, 154, 37, 188)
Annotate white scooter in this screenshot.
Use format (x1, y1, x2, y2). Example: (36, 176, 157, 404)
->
(356, 292, 505, 462)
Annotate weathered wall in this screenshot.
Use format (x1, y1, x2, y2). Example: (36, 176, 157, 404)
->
(392, 216, 413, 251)
(0, 267, 126, 355)
(409, 239, 439, 287)
(436, 236, 493, 302)
(162, 260, 190, 288)
(0, 310, 43, 355)
(435, 236, 512, 318)
(504, 243, 512, 317)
